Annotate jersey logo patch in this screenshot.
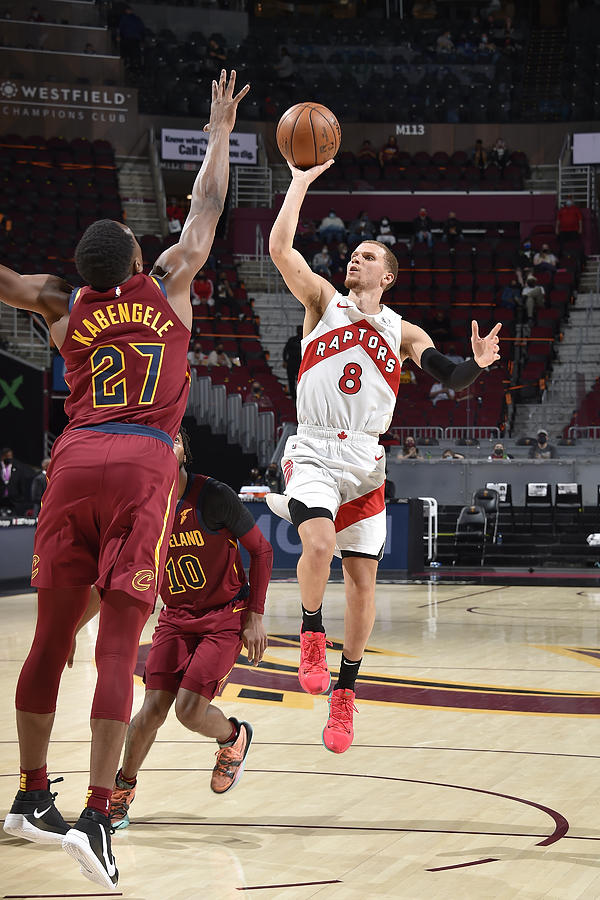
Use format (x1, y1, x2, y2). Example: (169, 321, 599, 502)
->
(115, 285, 121, 297)
(180, 507, 192, 525)
(132, 569, 154, 591)
(337, 301, 351, 308)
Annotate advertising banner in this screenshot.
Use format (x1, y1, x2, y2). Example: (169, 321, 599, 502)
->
(161, 128, 257, 164)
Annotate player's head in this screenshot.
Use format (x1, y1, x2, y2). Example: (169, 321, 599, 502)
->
(345, 240, 398, 294)
(174, 428, 192, 469)
(75, 220, 143, 292)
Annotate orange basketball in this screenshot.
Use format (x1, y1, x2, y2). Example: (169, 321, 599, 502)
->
(276, 102, 341, 170)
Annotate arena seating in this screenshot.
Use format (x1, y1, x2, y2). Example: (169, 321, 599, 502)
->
(0, 133, 121, 282)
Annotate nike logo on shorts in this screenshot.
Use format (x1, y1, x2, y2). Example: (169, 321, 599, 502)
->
(33, 805, 52, 819)
(233, 606, 247, 614)
(375, 452, 384, 461)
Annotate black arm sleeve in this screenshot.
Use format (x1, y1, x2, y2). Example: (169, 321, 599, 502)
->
(201, 480, 256, 537)
(420, 347, 483, 391)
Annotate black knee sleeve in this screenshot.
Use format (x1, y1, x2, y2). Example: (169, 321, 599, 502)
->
(289, 498, 334, 530)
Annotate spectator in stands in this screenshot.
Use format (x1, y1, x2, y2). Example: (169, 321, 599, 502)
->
(442, 448, 465, 459)
(413, 207, 434, 248)
(84, 42, 96, 54)
(30, 458, 50, 516)
(248, 467, 264, 486)
(207, 342, 233, 369)
(430, 382, 456, 406)
(436, 30, 455, 54)
(529, 429, 557, 459)
(312, 245, 332, 277)
(445, 344, 465, 364)
(515, 240, 535, 285)
(500, 278, 522, 309)
(331, 241, 350, 273)
(489, 137, 509, 168)
(399, 368, 417, 385)
(0, 447, 27, 515)
(317, 209, 346, 244)
(379, 135, 401, 167)
(191, 269, 214, 307)
(357, 139, 378, 163)
(274, 46, 294, 81)
(399, 436, 423, 460)
(555, 198, 583, 250)
(283, 325, 302, 402)
(347, 210, 376, 246)
(167, 196, 185, 233)
(244, 380, 273, 410)
(443, 211, 463, 247)
(522, 274, 545, 321)
(214, 271, 237, 316)
(533, 243, 558, 272)
(187, 340, 206, 367)
(118, 5, 145, 70)
(428, 309, 452, 343)
(477, 33, 499, 61)
(264, 462, 283, 493)
(376, 217, 397, 246)
(470, 138, 487, 171)
(28, 5, 44, 21)
(208, 35, 227, 66)
(488, 442, 513, 460)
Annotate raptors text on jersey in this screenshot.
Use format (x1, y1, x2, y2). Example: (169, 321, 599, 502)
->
(296, 291, 403, 436)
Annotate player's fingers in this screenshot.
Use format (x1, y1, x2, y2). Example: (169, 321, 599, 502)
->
(471, 320, 479, 341)
(487, 322, 502, 339)
(219, 68, 226, 94)
(233, 83, 250, 105)
(226, 69, 236, 98)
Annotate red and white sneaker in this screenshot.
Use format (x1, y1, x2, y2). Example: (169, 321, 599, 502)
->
(322, 688, 357, 754)
(298, 630, 331, 695)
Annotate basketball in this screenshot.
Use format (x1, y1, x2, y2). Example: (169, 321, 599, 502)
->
(276, 102, 341, 170)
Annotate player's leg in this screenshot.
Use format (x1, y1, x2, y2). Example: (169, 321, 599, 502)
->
(63, 589, 150, 890)
(110, 689, 175, 829)
(4, 586, 91, 844)
(295, 512, 337, 694)
(176, 619, 252, 794)
(323, 556, 377, 755)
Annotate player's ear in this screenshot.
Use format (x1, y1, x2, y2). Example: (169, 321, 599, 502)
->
(134, 257, 143, 274)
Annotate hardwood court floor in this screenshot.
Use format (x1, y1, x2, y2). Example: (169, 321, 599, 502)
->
(2, 582, 600, 899)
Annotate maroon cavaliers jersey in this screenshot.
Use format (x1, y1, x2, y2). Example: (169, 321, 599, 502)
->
(159, 474, 249, 622)
(61, 273, 190, 439)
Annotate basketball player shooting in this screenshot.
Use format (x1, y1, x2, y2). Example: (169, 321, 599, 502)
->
(1, 70, 248, 891)
(268, 159, 500, 753)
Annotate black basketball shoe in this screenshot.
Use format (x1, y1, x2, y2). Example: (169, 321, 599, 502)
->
(62, 807, 119, 891)
(4, 776, 70, 845)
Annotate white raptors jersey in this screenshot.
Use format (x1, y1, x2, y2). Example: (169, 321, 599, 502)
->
(296, 291, 402, 436)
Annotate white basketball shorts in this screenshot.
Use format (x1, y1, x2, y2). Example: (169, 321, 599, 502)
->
(281, 425, 386, 558)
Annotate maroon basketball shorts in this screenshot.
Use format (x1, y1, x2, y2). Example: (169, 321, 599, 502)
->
(32, 426, 178, 605)
(144, 601, 245, 699)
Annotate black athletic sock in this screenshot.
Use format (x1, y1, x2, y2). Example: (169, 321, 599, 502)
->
(301, 604, 325, 633)
(334, 654, 362, 691)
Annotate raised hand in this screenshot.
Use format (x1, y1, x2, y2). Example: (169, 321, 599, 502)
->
(287, 158, 335, 185)
(471, 320, 501, 368)
(204, 69, 250, 134)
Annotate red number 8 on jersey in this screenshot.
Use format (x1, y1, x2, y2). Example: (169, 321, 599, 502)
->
(338, 362, 362, 395)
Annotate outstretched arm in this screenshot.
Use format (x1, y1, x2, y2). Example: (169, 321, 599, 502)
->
(269, 161, 336, 316)
(0, 265, 71, 326)
(402, 319, 501, 390)
(152, 70, 249, 325)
